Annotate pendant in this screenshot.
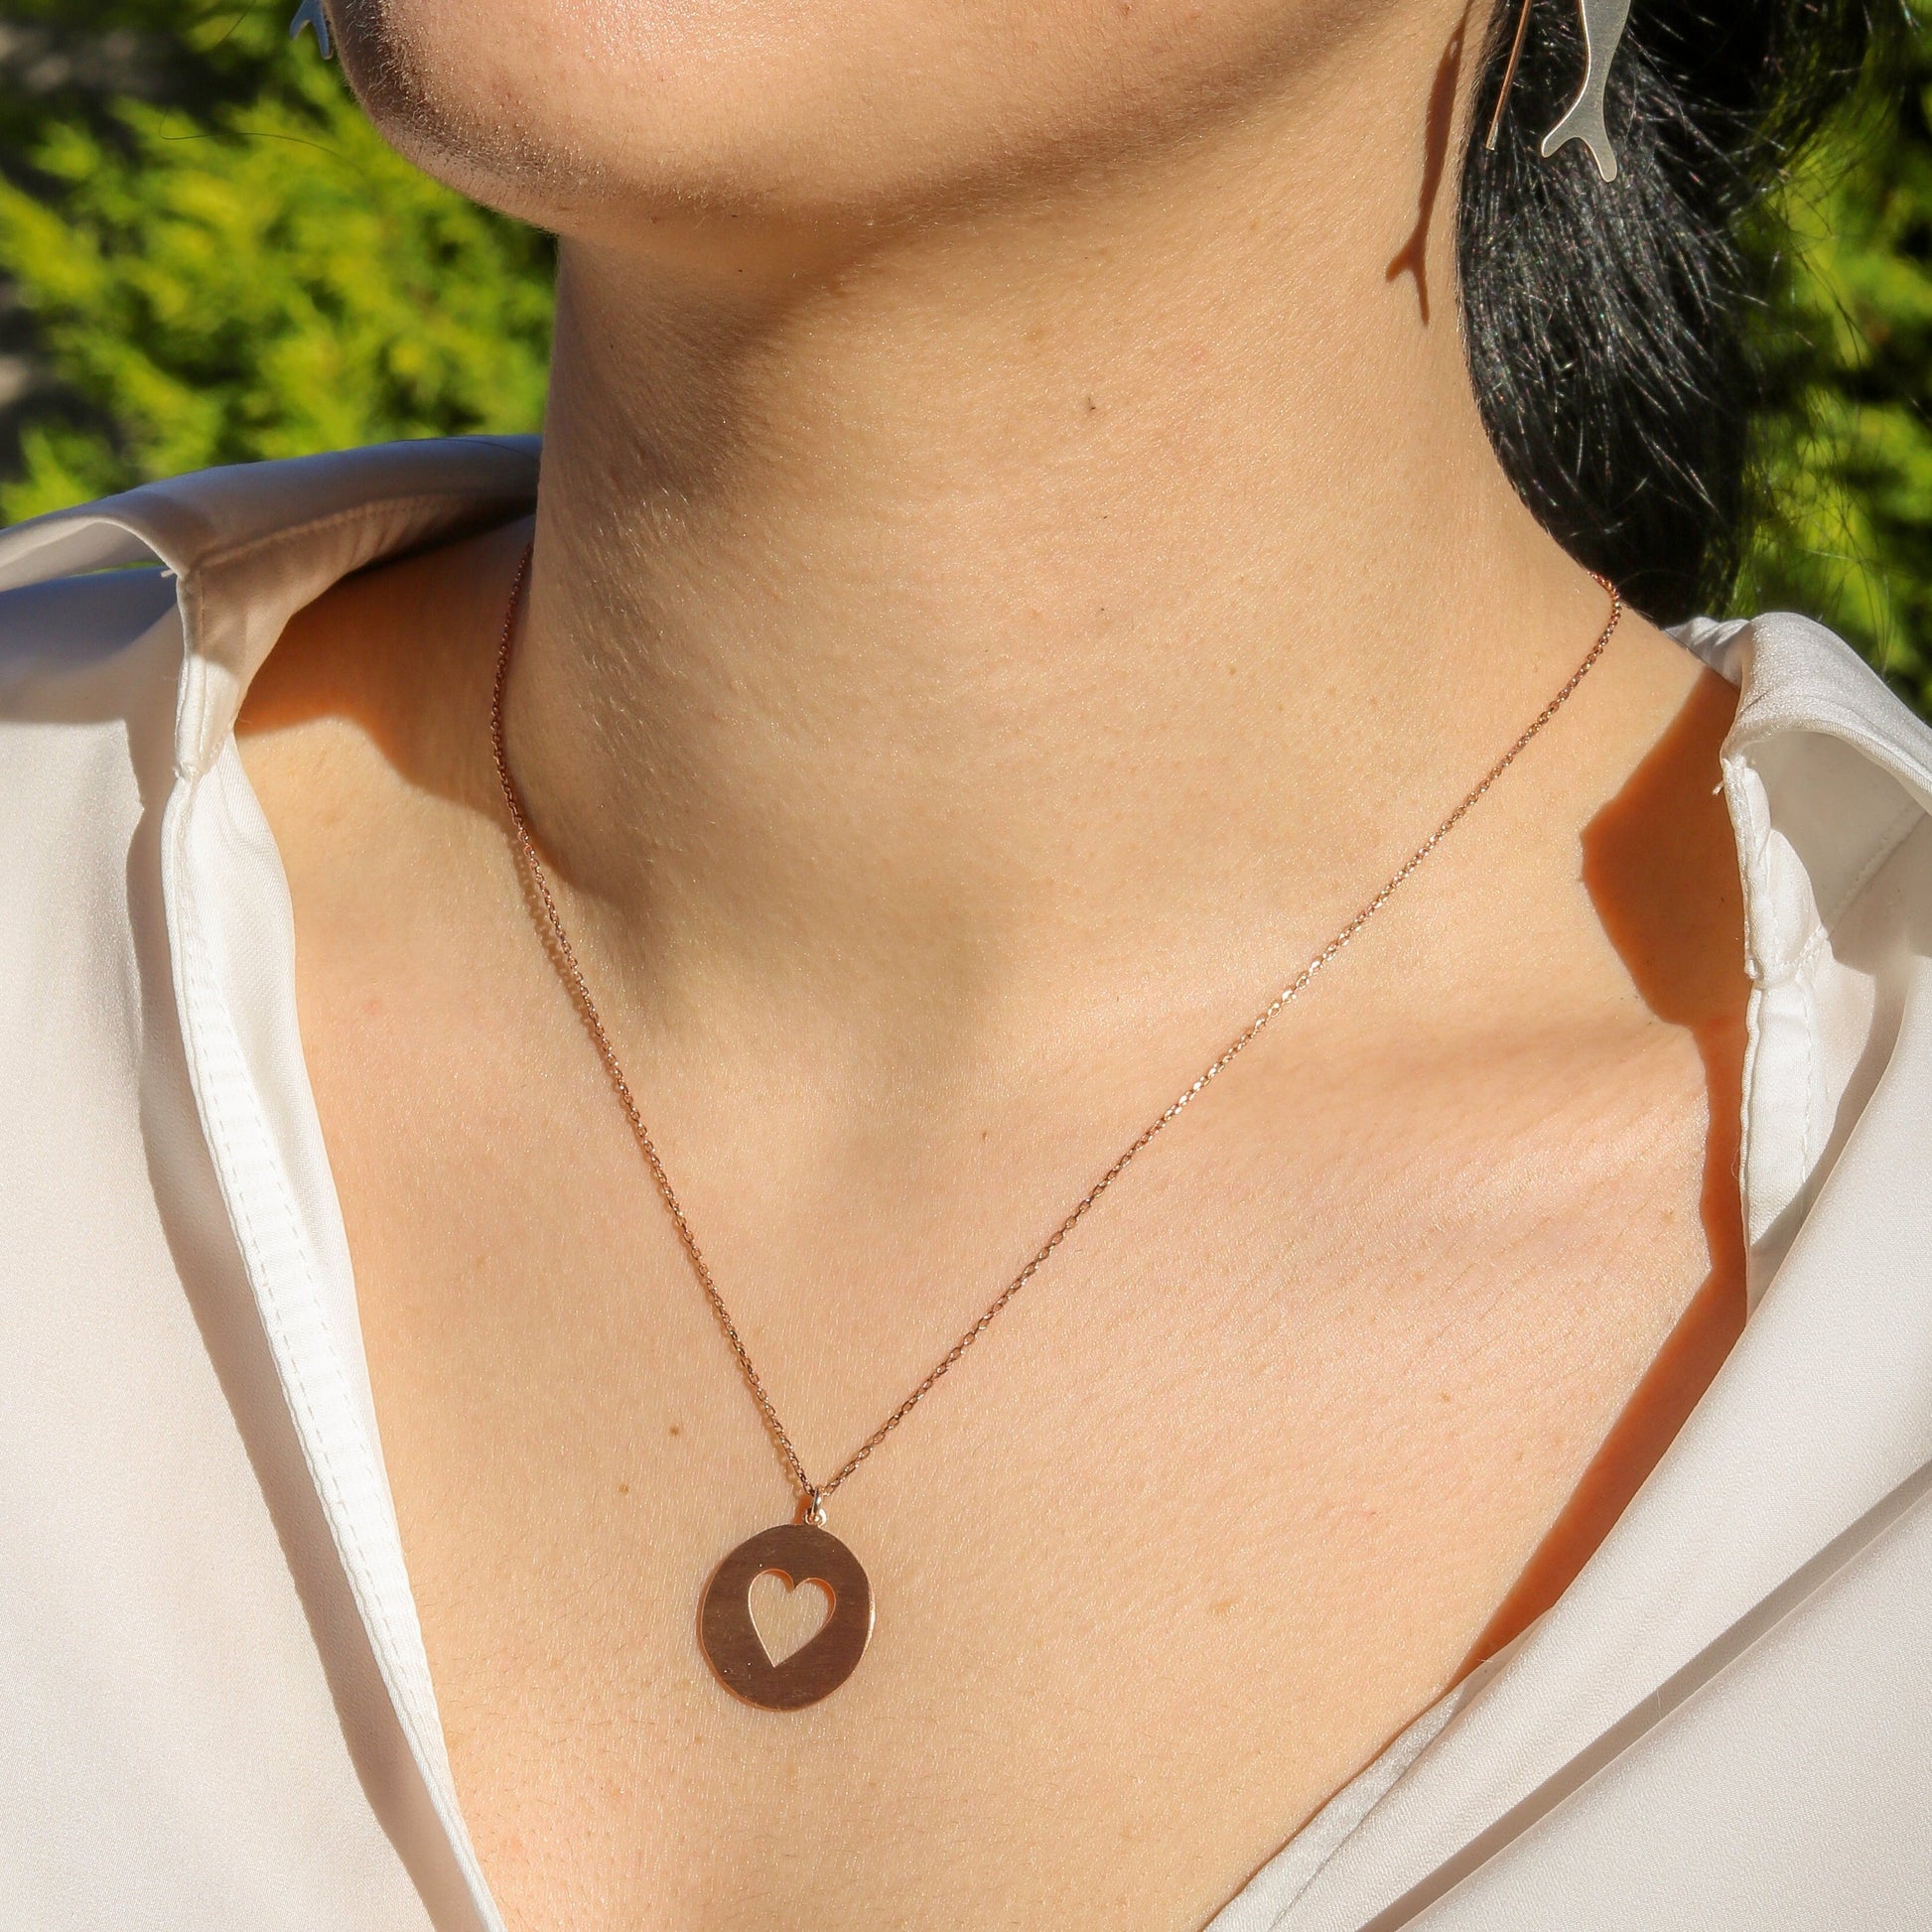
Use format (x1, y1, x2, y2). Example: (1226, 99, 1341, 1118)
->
(699, 1520, 874, 1711)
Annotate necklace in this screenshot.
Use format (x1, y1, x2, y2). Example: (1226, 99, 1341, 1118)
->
(489, 549, 1621, 1711)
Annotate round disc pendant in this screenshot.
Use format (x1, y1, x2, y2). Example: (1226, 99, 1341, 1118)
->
(699, 1522, 874, 1711)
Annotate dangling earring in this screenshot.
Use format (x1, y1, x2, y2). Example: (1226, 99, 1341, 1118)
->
(1483, 0, 1632, 185)
(290, 0, 334, 60)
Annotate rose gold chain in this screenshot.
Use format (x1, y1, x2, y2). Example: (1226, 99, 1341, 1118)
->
(490, 547, 1621, 1521)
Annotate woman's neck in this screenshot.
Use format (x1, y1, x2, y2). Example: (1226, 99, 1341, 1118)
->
(504, 17, 1630, 1050)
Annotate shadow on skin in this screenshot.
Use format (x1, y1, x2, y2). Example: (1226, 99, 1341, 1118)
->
(1386, 5, 1471, 326)
(1462, 665, 1751, 1672)
(237, 518, 532, 822)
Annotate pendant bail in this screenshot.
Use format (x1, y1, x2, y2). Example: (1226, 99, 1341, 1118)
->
(803, 1488, 827, 1529)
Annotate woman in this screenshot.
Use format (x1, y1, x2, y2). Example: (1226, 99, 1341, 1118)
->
(1, 0, 1927, 1925)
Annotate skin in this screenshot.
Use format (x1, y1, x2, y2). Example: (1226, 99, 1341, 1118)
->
(237, 1, 1749, 1925)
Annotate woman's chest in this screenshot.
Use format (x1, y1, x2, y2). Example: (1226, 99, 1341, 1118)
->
(317, 984, 1730, 1932)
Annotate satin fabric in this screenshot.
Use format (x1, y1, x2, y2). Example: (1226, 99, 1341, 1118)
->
(1, 439, 1927, 1930)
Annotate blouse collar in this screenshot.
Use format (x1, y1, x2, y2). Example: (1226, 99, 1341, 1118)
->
(0, 435, 540, 778)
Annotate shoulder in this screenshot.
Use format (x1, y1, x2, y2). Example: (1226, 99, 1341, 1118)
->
(1677, 609, 1932, 930)
(1678, 609, 1932, 801)
(0, 567, 184, 999)
(0, 560, 183, 751)
(0, 436, 541, 770)
(1680, 612, 1932, 1272)
(0, 438, 540, 1016)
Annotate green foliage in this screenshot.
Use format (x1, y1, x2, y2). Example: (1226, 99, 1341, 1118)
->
(0, 3, 552, 522)
(1737, 19, 1932, 715)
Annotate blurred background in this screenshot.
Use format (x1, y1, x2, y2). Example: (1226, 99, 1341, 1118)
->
(2, 3, 1930, 716)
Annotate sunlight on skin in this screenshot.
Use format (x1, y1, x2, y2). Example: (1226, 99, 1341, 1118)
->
(234, 1, 1751, 1923)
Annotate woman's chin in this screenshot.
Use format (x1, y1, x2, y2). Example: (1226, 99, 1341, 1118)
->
(327, 0, 1336, 246)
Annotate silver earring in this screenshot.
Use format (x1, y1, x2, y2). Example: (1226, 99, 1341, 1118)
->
(290, 0, 334, 60)
(1483, 0, 1633, 185)
(1543, 0, 1632, 181)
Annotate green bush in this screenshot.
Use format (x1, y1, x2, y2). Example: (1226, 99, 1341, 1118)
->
(1738, 21, 1932, 716)
(0, 2, 552, 521)
(3, 4, 1931, 720)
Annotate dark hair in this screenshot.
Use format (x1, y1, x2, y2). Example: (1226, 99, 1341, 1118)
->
(1458, 0, 1894, 621)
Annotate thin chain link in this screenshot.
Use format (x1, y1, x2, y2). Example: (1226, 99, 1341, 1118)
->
(490, 549, 1621, 1518)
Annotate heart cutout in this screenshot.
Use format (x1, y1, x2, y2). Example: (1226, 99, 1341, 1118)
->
(699, 1522, 875, 1711)
(749, 1570, 833, 1667)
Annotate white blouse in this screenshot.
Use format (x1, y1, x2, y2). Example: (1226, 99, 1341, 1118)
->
(1, 438, 1929, 1931)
